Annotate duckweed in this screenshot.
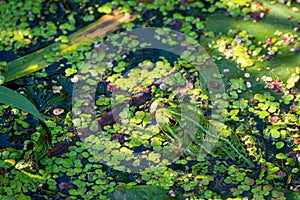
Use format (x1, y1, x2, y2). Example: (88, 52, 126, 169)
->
(1, 0, 300, 199)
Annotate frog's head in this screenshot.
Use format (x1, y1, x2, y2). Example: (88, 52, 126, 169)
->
(150, 99, 179, 127)
(154, 107, 179, 131)
(150, 100, 184, 146)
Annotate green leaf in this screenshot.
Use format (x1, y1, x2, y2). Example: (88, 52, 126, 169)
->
(259, 110, 269, 119)
(271, 129, 281, 139)
(195, 21, 205, 30)
(0, 85, 51, 161)
(97, 3, 112, 14)
(0, 85, 46, 123)
(275, 153, 287, 159)
(275, 142, 284, 149)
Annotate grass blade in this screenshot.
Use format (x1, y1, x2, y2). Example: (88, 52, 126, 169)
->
(0, 85, 51, 161)
(0, 85, 46, 123)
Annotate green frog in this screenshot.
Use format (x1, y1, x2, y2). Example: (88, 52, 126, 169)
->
(151, 99, 256, 168)
(150, 99, 209, 156)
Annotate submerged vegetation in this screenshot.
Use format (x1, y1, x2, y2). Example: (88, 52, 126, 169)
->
(0, 0, 300, 199)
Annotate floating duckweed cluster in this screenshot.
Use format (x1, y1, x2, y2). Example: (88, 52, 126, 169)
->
(1, 0, 300, 199)
(0, 0, 105, 52)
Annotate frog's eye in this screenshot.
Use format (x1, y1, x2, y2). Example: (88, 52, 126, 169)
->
(168, 116, 177, 126)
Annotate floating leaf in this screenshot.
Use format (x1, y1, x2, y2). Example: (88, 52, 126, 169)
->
(275, 142, 284, 149)
(275, 153, 287, 159)
(230, 78, 246, 91)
